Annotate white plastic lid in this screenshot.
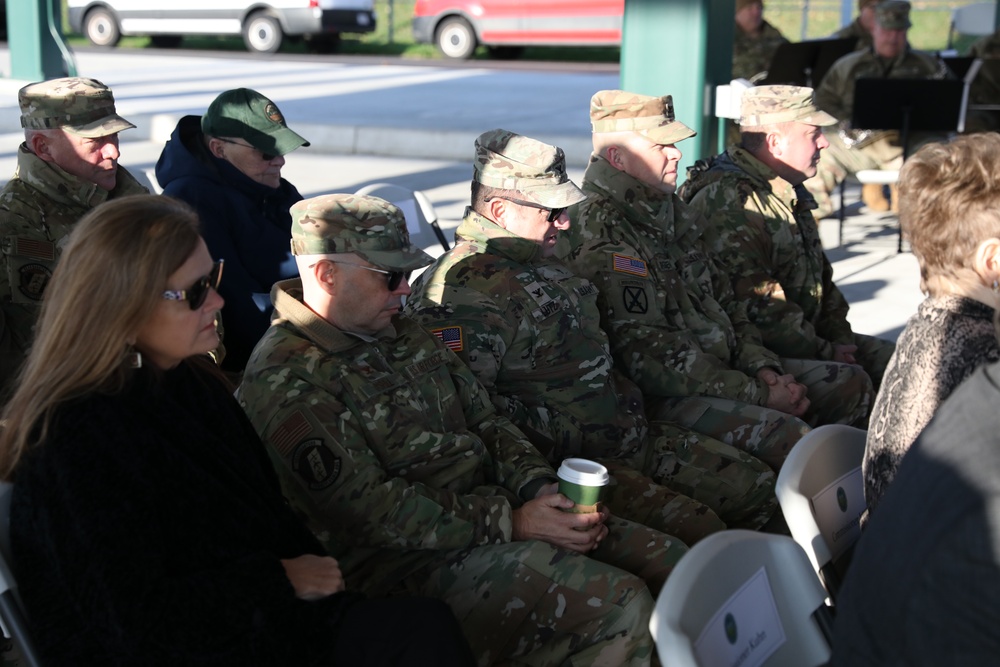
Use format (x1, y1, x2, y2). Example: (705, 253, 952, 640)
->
(557, 458, 610, 486)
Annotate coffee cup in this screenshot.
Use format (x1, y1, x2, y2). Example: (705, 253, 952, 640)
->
(557, 458, 610, 513)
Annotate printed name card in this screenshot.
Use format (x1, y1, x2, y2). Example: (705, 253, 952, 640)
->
(694, 567, 786, 667)
(811, 466, 865, 560)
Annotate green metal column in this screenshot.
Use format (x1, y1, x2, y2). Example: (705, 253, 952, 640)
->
(621, 0, 735, 180)
(7, 0, 76, 81)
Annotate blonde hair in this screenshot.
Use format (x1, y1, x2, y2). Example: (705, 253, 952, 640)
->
(0, 195, 201, 480)
(898, 134, 1000, 295)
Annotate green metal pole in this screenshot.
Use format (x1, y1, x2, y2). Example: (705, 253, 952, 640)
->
(621, 0, 735, 183)
(7, 0, 77, 81)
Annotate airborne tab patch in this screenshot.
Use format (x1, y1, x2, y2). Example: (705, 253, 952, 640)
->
(612, 253, 648, 277)
(432, 326, 463, 352)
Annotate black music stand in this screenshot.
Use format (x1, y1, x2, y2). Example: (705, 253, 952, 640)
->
(762, 38, 856, 88)
(851, 77, 965, 251)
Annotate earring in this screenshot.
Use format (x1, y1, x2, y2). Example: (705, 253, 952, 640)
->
(125, 347, 143, 369)
(993, 278, 999, 294)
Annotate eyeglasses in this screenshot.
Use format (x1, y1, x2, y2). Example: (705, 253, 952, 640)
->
(487, 196, 567, 223)
(213, 137, 278, 162)
(162, 260, 224, 310)
(321, 259, 409, 291)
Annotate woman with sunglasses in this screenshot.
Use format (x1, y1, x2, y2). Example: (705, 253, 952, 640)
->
(0, 195, 474, 666)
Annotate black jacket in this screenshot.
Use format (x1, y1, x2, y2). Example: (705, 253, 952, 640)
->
(12, 359, 361, 666)
(155, 116, 303, 371)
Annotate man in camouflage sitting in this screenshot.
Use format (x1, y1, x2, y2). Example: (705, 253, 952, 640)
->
(406, 128, 779, 542)
(0, 77, 148, 396)
(237, 192, 686, 666)
(558, 90, 872, 474)
(682, 85, 891, 395)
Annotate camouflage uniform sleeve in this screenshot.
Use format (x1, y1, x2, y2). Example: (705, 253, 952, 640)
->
(692, 182, 839, 360)
(407, 283, 560, 455)
(816, 258, 854, 345)
(242, 360, 523, 552)
(816, 59, 850, 120)
(442, 339, 558, 498)
(572, 238, 772, 406)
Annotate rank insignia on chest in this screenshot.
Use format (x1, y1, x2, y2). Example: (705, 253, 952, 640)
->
(431, 326, 464, 352)
(612, 253, 648, 277)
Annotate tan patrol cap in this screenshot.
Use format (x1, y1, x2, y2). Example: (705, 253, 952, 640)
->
(590, 90, 696, 145)
(289, 194, 433, 273)
(875, 0, 911, 29)
(739, 85, 838, 127)
(18, 77, 135, 138)
(473, 129, 587, 209)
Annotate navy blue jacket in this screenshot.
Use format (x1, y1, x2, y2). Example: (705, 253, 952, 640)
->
(155, 115, 303, 371)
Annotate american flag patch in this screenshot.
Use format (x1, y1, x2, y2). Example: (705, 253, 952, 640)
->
(271, 410, 312, 457)
(612, 253, 648, 277)
(13, 237, 56, 261)
(432, 326, 463, 352)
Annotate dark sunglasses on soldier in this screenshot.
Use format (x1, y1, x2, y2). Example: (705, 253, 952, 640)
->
(487, 196, 566, 223)
(162, 260, 224, 310)
(324, 259, 409, 291)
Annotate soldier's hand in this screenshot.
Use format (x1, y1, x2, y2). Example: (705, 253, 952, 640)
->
(833, 344, 858, 365)
(512, 495, 609, 553)
(281, 554, 346, 600)
(763, 373, 811, 417)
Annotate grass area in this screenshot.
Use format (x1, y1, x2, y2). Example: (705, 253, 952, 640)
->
(61, 0, 987, 60)
(767, 0, 988, 51)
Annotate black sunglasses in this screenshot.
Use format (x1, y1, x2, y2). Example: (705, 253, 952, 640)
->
(214, 137, 277, 161)
(487, 196, 566, 223)
(162, 260, 224, 310)
(324, 259, 409, 291)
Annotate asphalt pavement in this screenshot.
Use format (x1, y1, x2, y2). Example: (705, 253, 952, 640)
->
(0, 46, 922, 342)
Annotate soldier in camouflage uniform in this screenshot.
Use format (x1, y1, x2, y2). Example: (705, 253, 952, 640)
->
(557, 90, 871, 471)
(733, 0, 789, 82)
(405, 129, 778, 540)
(237, 193, 687, 666)
(830, 0, 878, 51)
(806, 0, 950, 217)
(0, 77, 148, 397)
(682, 85, 891, 399)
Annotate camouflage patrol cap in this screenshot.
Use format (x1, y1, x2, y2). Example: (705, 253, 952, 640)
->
(736, 0, 763, 10)
(590, 90, 696, 145)
(859, 0, 878, 10)
(473, 129, 587, 208)
(290, 194, 434, 272)
(202, 88, 309, 157)
(739, 85, 838, 127)
(18, 77, 135, 138)
(875, 0, 911, 29)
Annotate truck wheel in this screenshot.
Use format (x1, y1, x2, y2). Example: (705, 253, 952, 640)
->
(243, 12, 283, 54)
(436, 17, 476, 60)
(84, 8, 120, 48)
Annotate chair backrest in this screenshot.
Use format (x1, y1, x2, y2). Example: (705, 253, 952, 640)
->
(949, 2, 997, 48)
(776, 424, 867, 601)
(0, 483, 43, 667)
(650, 530, 832, 667)
(354, 182, 450, 253)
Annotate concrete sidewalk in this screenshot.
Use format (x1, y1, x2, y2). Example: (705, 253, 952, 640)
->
(0, 47, 922, 343)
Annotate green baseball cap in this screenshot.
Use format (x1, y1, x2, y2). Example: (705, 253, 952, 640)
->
(290, 194, 434, 273)
(473, 129, 587, 209)
(590, 90, 696, 145)
(875, 0, 911, 29)
(18, 77, 135, 138)
(740, 85, 838, 127)
(201, 88, 309, 157)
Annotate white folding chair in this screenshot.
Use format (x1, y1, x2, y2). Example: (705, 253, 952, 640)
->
(650, 530, 832, 667)
(776, 424, 867, 604)
(948, 2, 996, 49)
(0, 483, 42, 667)
(354, 182, 451, 253)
